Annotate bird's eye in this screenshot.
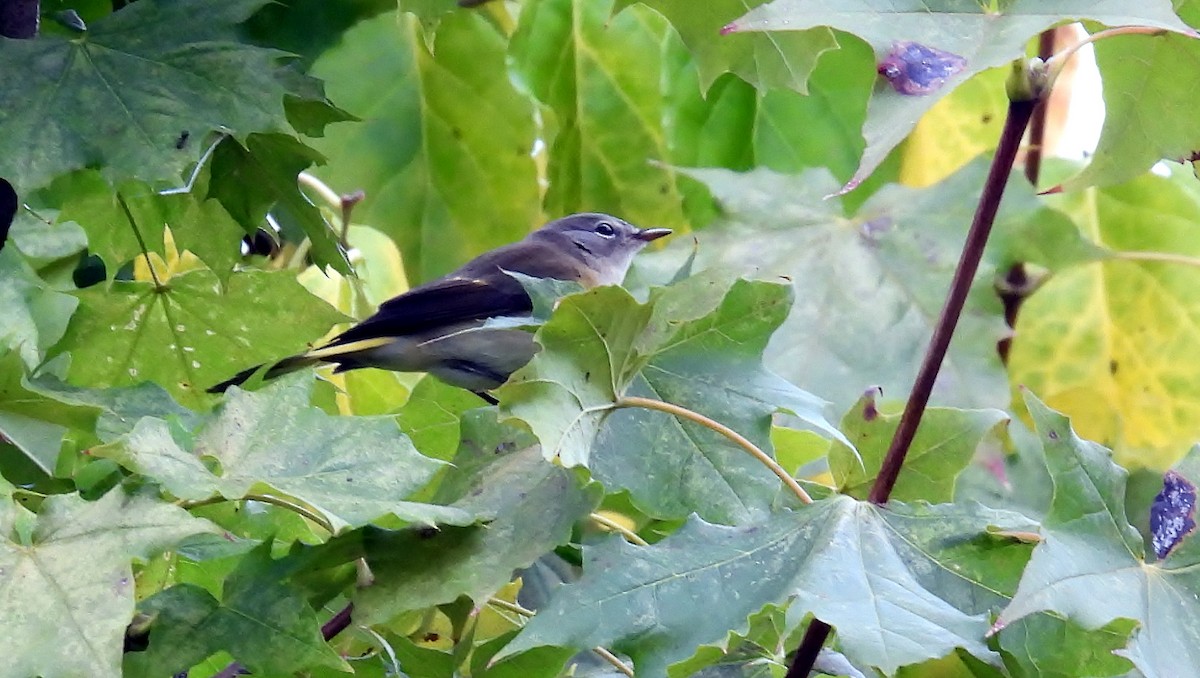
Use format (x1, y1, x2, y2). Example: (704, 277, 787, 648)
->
(595, 222, 616, 237)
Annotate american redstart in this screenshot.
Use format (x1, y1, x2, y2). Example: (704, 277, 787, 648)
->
(209, 213, 671, 402)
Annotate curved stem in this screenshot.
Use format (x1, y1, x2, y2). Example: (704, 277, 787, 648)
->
(181, 494, 334, 533)
(590, 512, 649, 546)
(1110, 250, 1200, 269)
(592, 647, 636, 678)
(487, 598, 634, 676)
(487, 597, 535, 617)
(298, 171, 342, 211)
(614, 396, 812, 505)
(299, 172, 355, 251)
(1045, 26, 1167, 91)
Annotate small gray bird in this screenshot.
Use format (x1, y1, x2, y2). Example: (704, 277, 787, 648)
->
(208, 213, 671, 401)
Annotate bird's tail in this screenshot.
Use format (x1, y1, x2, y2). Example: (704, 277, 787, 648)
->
(206, 354, 321, 394)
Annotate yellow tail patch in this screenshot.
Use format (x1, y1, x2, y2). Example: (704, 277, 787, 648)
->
(304, 337, 396, 360)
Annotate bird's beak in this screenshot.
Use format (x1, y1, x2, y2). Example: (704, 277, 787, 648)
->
(635, 227, 673, 242)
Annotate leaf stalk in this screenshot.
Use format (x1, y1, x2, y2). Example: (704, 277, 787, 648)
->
(181, 493, 335, 533)
(589, 512, 649, 546)
(614, 396, 812, 505)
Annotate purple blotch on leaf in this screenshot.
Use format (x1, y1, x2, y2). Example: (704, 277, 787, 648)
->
(859, 217, 892, 243)
(877, 41, 967, 95)
(1151, 470, 1196, 559)
(861, 387, 881, 421)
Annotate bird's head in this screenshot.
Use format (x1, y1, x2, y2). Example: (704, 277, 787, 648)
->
(531, 213, 672, 286)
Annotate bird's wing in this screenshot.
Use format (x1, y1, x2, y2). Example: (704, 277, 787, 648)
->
(326, 240, 589, 346)
(327, 274, 532, 346)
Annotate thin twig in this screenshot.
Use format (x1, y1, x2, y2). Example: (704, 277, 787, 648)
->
(614, 396, 812, 505)
(298, 171, 342, 210)
(589, 512, 649, 546)
(785, 82, 1041, 678)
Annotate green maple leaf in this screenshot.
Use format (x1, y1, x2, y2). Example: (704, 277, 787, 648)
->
(0, 0, 295, 194)
(725, 0, 1191, 192)
(0, 483, 215, 678)
(52, 266, 347, 407)
(500, 497, 1036, 675)
(499, 271, 846, 525)
(996, 393, 1200, 677)
(124, 544, 348, 677)
(354, 441, 602, 623)
(309, 10, 540, 282)
(510, 0, 693, 236)
(96, 375, 477, 533)
(829, 388, 1009, 502)
(0, 248, 77, 370)
(671, 162, 1032, 412)
(0, 351, 99, 473)
(615, 0, 838, 92)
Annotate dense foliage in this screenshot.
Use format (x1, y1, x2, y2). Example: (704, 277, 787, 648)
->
(2, 1, 1200, 676)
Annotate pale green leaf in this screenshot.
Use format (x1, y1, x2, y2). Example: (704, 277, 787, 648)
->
(617, 0, 838, 92)
(310, 10, 540, 282)
(510, 0, 690, 233)
(829, 389, 1009, 502)
(0, 351, 99, 473)
(0, 248, 77, 369)
(98, 375, 476, 532)
(674, 161, 1028, 412)
(124, 545, 348, 677)
(1063, 0, 1200, 190)
(354, 443, 603, 622)
(0, 484, 215, 678)
(53, 267, 347, 407)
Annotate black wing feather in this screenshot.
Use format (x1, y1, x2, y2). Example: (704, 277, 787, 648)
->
(328, 240, 585, 346)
